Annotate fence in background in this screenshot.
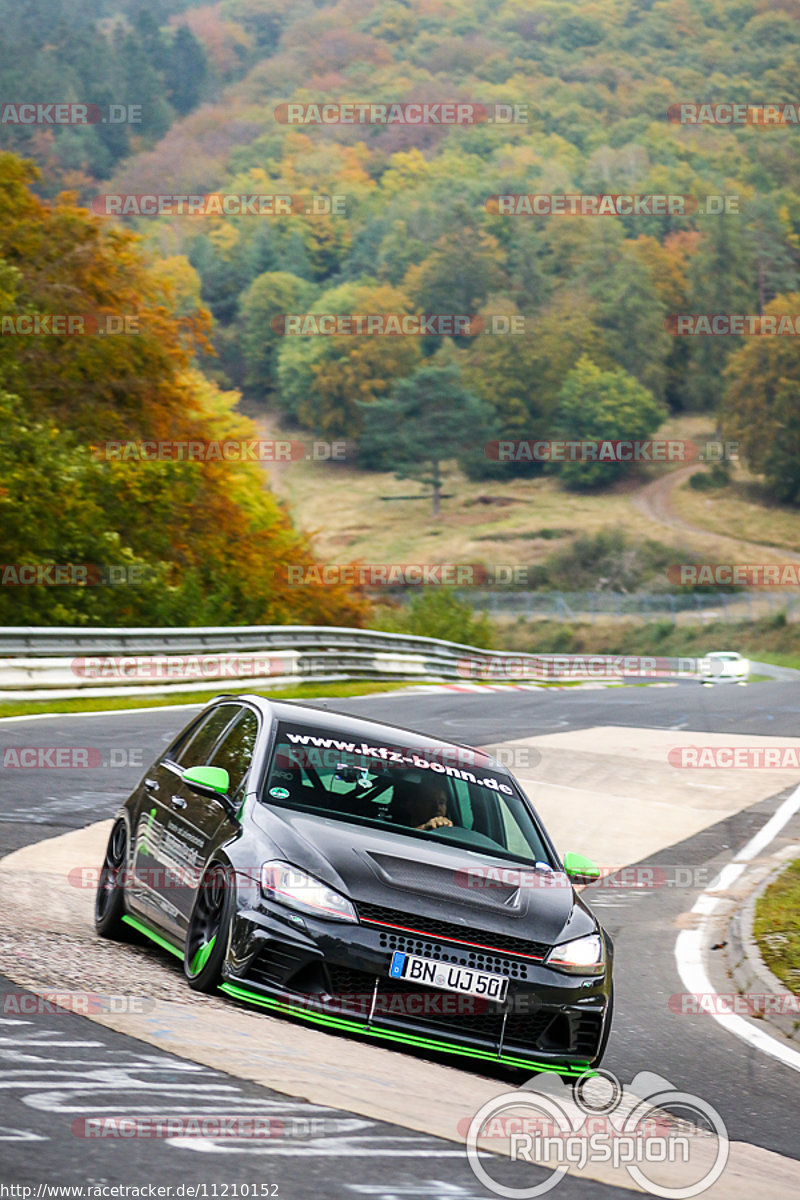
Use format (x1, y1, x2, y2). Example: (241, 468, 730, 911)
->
(448, 590, 799, 623)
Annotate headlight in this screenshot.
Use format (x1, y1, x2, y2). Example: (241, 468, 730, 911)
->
(260, 861, 357, 922)
(546, 933, 605, 975)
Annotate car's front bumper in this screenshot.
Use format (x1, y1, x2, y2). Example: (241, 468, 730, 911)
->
(223, 902, 612, 1074)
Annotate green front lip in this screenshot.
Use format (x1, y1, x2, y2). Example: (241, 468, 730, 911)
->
(119, 915, 595, 1077)
(219, 980, 593, 1077)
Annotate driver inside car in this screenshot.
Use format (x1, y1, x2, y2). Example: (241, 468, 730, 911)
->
(390, 777, 454, 831)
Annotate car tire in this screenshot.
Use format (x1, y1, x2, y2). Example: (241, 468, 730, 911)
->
(95, 819, 129, 939)
(590, 984, 614, 1068)
(184, 861, 235, 992)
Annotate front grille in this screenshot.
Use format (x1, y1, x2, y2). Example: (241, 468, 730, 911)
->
(356, 901, 550, 960)
(375, 931, 530, 980)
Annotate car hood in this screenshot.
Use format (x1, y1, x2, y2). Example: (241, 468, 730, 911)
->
(253, 805, 596, 947)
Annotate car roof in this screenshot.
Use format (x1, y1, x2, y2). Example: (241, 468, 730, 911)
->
(210, 694, 503, 770)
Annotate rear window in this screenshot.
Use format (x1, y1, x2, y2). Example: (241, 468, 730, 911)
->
(259, 723, 554, 867)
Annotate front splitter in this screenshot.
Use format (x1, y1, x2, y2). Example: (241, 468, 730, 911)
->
(219, 980, 594, 1077)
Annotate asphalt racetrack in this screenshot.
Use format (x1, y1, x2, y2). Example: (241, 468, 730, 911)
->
(2, 679, 800, 1198)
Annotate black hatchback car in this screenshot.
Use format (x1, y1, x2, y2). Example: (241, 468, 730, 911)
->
(95, 696, 613, 1076)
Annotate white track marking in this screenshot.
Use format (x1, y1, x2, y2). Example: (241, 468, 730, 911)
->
(675, 783, 800, 1071)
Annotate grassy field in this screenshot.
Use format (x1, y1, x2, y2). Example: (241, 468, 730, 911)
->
(278, 458, 654, 566)
(261, 412, 800, 576)
(754, 860, 800, 996)
(672, 470, 800, 555)
(264, 413, 722, 567)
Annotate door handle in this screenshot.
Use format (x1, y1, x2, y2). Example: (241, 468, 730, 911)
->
(144, 778, 159, 793)
(170, 795, 187, 809)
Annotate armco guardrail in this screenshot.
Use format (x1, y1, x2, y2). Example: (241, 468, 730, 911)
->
(0, 626, 716, 700)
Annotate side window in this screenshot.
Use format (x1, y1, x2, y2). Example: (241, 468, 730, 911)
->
(207, 710, 260, 798)
(162, 714, 206, 765)
(171, 704, 242, 768)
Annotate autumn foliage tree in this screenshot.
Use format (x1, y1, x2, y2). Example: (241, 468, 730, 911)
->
(238, 270, 315, 398)
(553, 356, 668, 490)
(0, 155, 366, 627)
(721, 294, 800, 504)
(275, 279, 422, 438)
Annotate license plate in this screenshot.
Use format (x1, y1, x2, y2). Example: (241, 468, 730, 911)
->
(389, 951, 508, 1002)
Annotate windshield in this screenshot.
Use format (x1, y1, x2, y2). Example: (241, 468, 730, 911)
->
(260, 722, 554, 867)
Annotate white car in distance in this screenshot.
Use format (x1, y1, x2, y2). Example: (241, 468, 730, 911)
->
(699, 650, 749, 686)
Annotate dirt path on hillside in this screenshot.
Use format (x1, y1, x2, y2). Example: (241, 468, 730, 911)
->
(253, 412, 295, 492)
(631, 464, 800, 562)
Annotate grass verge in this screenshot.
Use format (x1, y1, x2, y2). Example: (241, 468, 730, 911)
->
(753, 860, 800, 995)
(0, 679, 419, 720)
(0, 675, 636, 720)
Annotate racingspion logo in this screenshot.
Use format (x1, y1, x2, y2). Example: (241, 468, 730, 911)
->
(465, 1070, 728, 1197)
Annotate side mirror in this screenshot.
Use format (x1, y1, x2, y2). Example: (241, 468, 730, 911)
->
(182, 765, 231, 800)
(563, 851, 601, 885)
